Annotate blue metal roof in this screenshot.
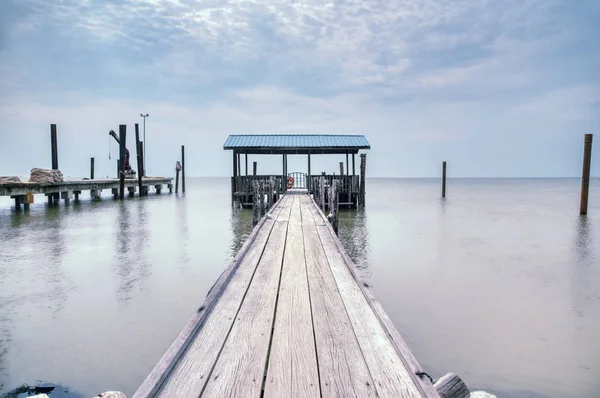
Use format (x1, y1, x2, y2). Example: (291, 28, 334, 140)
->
(223, 135, 370, 150)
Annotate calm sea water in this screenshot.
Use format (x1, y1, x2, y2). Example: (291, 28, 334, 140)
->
(0, 178, 598, 398)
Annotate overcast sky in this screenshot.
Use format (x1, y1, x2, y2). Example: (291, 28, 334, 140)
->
(0, 0, 598, 178)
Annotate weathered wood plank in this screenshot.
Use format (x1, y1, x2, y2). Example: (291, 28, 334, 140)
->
(137, 196, 289, 398)
(315, 223, 423, 398)
(309, 197, 439, 398)
(277, 192, 294, 222)
(264, 214, 319, 397)
(200, 217, 290, 397)
(303, 222, 376, 397)
(300, 195, 316, 226)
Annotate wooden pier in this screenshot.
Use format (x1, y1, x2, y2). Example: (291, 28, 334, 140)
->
(134, 192, 440, 398)
(0, 177, 173, 210)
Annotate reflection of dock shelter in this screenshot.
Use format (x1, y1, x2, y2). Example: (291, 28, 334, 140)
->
(224, 134, 370, 208)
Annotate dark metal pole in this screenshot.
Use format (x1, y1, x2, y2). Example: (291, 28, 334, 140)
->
(442, 161, 447, 198)
(90, 157, 95, 179)
(135, 124, 143, 196)
(580, 134, 593, 215)
(181, 145, 186, 193)
(119, 125, 126, 200)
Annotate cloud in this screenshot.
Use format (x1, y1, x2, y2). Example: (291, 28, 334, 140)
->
(0, 0, 598, 177)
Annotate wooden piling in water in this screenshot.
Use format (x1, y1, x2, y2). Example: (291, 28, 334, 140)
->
(135, 124, 144, 196)
(90, 157, 95, 179)
(175, 167, 180, 194)
(328, 180, 339, 234)
(359, 153, 366, 206)
(119, 125, 126, 200)
(181, 145, 186, 193)
(51, 124, 59, 170)
(580, 134, 593, 215)
(442, 161, 447, 198)
(259, 181, 266, 217)
(252, 181, 260, 225)
(139, 141, 145, 194)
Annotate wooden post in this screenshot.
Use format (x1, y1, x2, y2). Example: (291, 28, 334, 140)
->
(359, 153, 366, 207)
(442, 161, 447, 198)
(175, 168, 180, 193)
(252, 181, 260, 226)
(259, 181, 266, 217)
(232, 151, 238, 206)
(181, 145, 186, 193)
(328, 180, 339, 234)
(580, 134, 593, 215)
(50, 124, 59, 170)
(245, 154, 248, 176)
(339, 162, 344, 176)
(117, 158, 120, 178)
(139, 140, 145, 182)
(319, 175, 325, 212)
(135, 124, 143, 196)
(237, 153, 241, 177)
(308, 154, 311, 192)
(346, 153, 349, 175)
(90, 157, 95, 179)
(352, 153, 356, 175)
(282, 154, 286, 193)
(253, 161, 257, 176)
(119, 125, 126, 200)
(434, 373, 470, 398)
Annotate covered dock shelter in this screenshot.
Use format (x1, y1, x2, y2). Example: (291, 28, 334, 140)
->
(223, 134, 370, 207)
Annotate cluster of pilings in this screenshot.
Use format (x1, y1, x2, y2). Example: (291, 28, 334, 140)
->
(251, 178, 280, 225)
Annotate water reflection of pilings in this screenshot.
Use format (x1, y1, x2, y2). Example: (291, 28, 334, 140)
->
(176, 195, 190, 265)
(229, 207, 253, 261)
(571, 216, 597, 319)
(338, 208, 371, 278)
(113, 200, 151, 304)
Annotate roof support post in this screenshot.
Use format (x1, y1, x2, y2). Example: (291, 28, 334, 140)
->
(245, 153, 248, 176)
(307, 153, 311, 193)
(346, 153, 349, 175)
(352, 153, 356, 176)
(232, 150, 238, 206)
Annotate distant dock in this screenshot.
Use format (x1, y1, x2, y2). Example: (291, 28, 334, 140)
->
(0, 177, 173, 210)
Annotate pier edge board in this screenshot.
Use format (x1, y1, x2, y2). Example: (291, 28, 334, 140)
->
(308, 196, 440, 398)
(132, 196, 287, 398)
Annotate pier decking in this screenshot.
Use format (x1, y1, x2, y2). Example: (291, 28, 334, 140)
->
(0, 177, 173, 209)
(134, 192, 439, 398)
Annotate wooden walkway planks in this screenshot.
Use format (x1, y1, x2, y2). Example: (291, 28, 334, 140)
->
(154, 195, 290, 398)
(264, 196, 320, 397)
(135, 192, 438, 398)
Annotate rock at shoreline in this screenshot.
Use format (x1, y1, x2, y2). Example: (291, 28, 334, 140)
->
(98, 392, 127, 398)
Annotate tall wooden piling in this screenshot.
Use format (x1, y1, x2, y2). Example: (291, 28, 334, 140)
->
(51, 124, 59, 170)
(442, 161, 447, 198)
(252, 182, 260, 226)
(580, 134, 593, 215)
(135, 124, 144, 196)
(90, 157, 95, 179)
(359, 153, 366, 206)
(139, 141, 145, 190)
(319, 175, 325, 212)
(328, 180, 339, 234)
(253, 161, 257, 176)
(175, 165, 180, 194)
(181, 145, 186, 193)
(118, 125, 126, 200)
